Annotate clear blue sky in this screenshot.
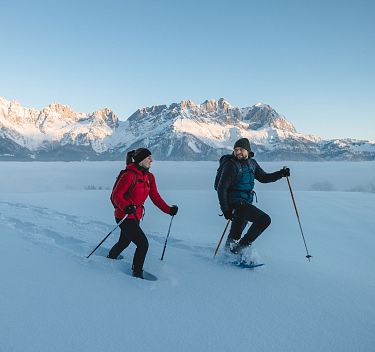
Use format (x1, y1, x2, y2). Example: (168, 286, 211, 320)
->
(1, 0, 374, 140)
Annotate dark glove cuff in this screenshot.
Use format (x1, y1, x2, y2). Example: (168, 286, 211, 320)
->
(280, 169, 290, 177)
(124, 205, 136, 214)
(169, 205, 178, 216)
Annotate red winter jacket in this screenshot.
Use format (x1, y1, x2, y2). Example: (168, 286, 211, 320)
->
(111, 163, 171, 220)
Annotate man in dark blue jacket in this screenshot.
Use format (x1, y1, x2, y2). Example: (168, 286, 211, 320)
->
(217, 138, 290, 255)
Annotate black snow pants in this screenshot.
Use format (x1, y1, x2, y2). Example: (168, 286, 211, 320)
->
(108, 218, 149, 272)
(228, 203, 271, 247)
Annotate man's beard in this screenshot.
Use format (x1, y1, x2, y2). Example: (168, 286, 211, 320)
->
(236, 155, 247, 160)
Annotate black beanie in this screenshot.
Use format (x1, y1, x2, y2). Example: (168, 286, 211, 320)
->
(234, 138, 254, 157)
(133, 148, 152, 163)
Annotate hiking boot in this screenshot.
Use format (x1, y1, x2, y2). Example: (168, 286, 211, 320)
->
(107, 254, 124, 260)
(224, 238, 238, 252)
(230, 243, 242, 254)
(132, 264, 144, 279)
(132, 270, 144, 279)
(231, 242, 252, 255)
(238, 243, 256, 265)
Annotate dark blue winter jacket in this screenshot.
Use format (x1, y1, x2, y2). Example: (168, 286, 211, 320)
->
(217, 155, 283, 212)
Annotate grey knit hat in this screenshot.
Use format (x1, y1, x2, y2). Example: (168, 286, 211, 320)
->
(234, 138, 254, 157)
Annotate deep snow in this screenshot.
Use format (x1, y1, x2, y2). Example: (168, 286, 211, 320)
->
(1, 161, 374, 352)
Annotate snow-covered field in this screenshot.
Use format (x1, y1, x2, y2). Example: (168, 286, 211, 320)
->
(1, 161, 374, 352)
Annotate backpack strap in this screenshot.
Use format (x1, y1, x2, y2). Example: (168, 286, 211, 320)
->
(110, 169, 138, 208)
(122, 169, 138, 199)
(228, 158, 242, 189)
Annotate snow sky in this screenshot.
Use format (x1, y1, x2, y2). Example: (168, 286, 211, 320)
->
(0, 0, 374, 140)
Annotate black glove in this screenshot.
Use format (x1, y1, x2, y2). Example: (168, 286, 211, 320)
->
(280, 167, 290, 177)
(223, 209, 233, 221)
(124, 204, 137, 214)
(169, 205, 178, 216)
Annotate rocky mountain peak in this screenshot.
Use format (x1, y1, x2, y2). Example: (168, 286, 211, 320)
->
(129, 104, 168, 122)
(36, 103, 82, 132)
(201, 99, 218, 113)
(217, 98, 232, 112)
(42, 102, 75, 116)
(0, 97, 38, 126)
(243, 103, 296, 132)
(254, 102, 270, 109)
(199, 98, 233, 114)
(0, 96, 9, 106)
(0, 97, 22, 116)
(91, 108, 119, 128)
(180, 99, 197, 110)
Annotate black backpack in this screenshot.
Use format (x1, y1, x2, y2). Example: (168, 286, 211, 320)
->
(214, 155, 241, 191)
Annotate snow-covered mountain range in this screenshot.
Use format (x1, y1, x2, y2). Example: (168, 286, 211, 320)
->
(1, 96, 374, 161)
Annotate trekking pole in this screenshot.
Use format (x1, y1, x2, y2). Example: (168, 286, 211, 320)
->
(86, 214, 129, 259)
(284, 167, 312, 262)
(161, 215, 175, 261)
(213, 219, 231, 257)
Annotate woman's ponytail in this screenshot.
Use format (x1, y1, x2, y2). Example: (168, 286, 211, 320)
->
(126, 150, 136, 165)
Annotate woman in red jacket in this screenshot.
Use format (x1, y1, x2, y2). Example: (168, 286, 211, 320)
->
(108, 148, 178, 278)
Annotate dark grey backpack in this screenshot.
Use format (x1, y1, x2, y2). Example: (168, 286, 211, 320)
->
(214, 155, 241, 191)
